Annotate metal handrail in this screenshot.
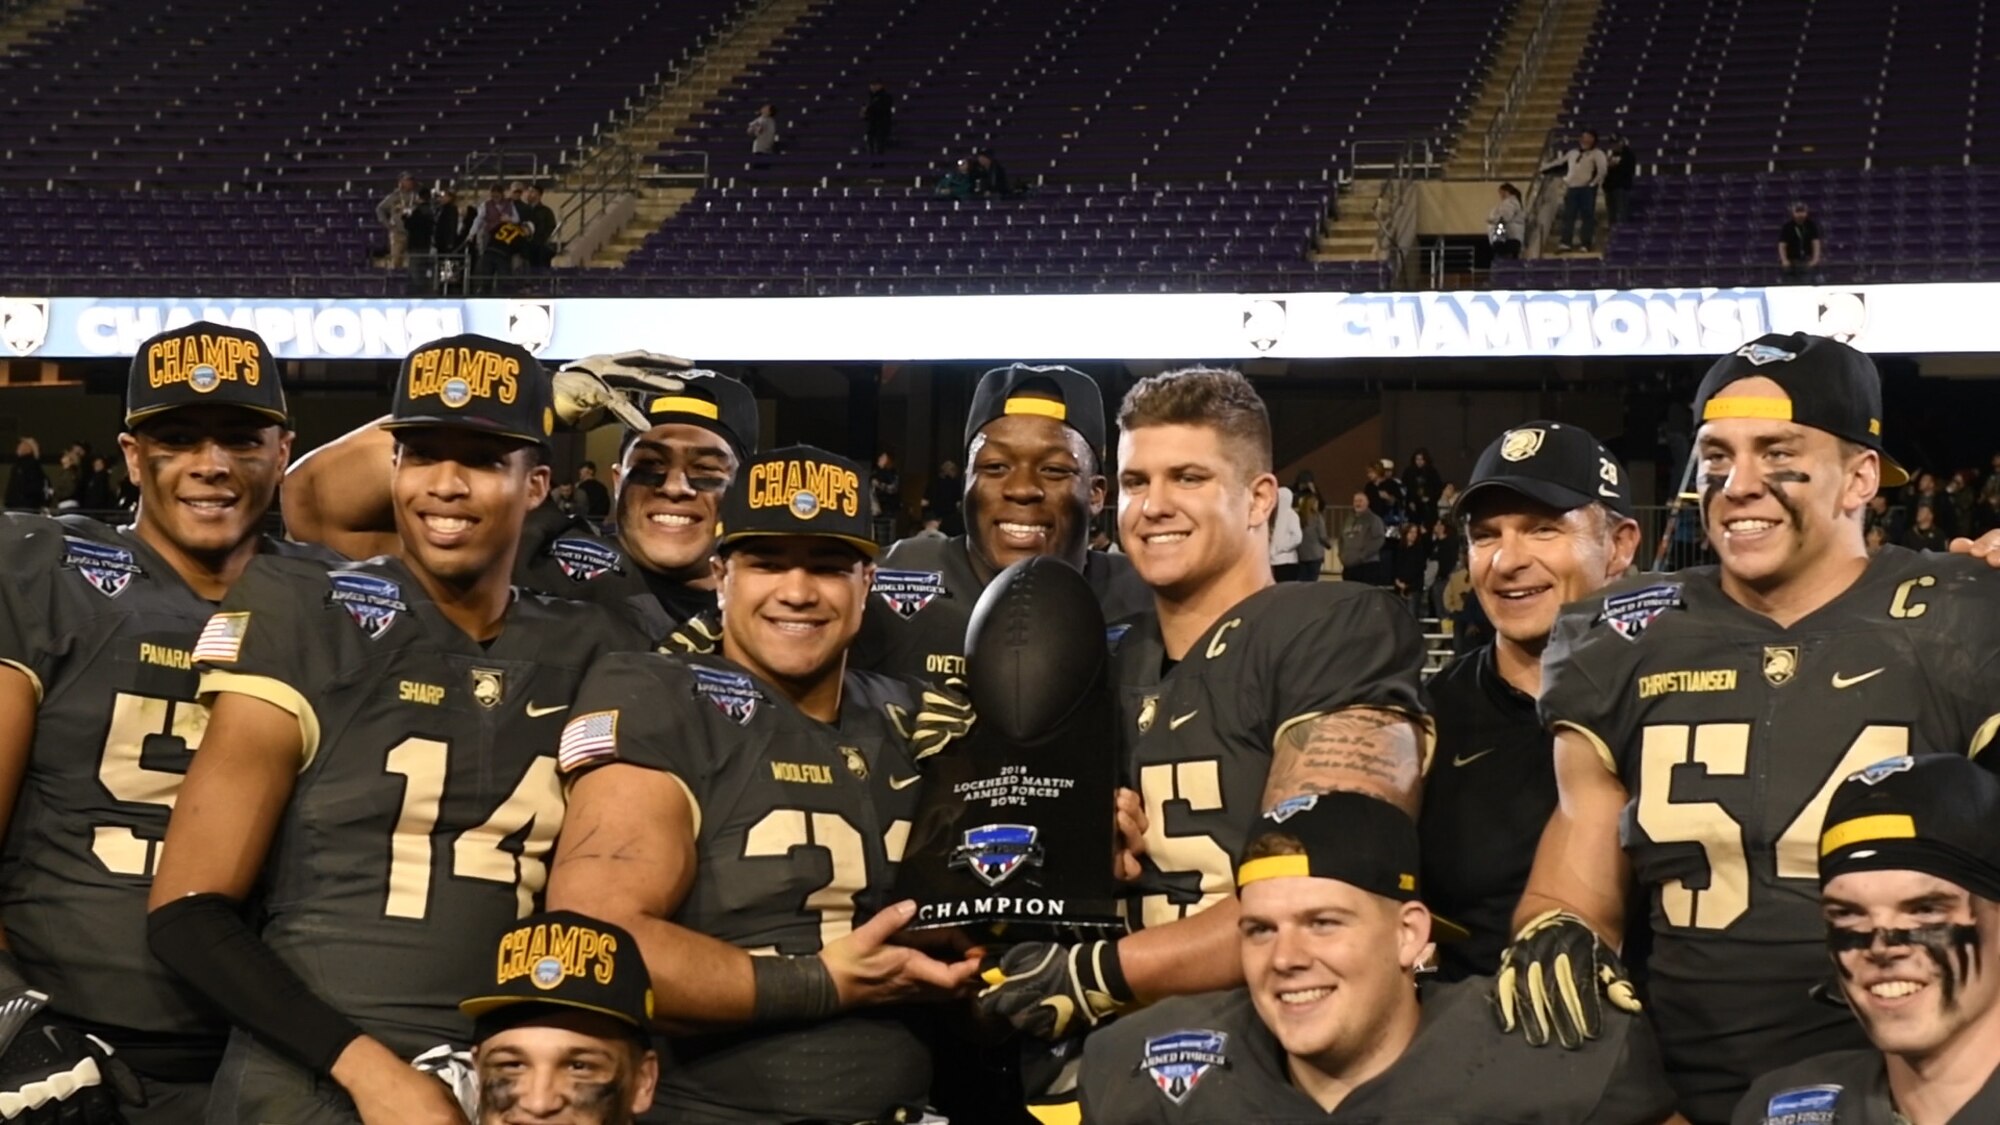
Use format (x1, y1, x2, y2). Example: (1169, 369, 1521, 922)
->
(1483, 0, 1565, 175)
(458, 151, 545, 189)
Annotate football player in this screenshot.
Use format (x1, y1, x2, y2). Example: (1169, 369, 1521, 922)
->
(146, 334, 646, 1125)
(1734, 755, 2000, 1125)
(852, 363, 1149, 685)
(976, 366, 1428, 1038)
(1065, 793, 1681, 1124)
(1498, 333, 2000, 1124)
(0, 323, 309, 1123)
(545, 445, 982, 1124)
(461, 911, 660, 1125)
(282, 352, 757, 643)
(1419, 422, 1640, 979)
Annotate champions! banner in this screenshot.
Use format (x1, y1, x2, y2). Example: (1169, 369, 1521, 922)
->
(0, 284, 1962, 361)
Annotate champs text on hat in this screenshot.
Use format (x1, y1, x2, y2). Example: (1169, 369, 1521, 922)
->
(748, 456, 861, 520)
(406, 344, 521, 408)
(146, 332, 263, 392)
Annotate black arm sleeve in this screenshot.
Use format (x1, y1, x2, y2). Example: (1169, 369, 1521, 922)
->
(146, 893, 365, 1074)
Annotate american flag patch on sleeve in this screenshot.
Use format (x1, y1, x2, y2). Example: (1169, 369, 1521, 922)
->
(191, 612, 251, 665)
(558, 710, 620, 772)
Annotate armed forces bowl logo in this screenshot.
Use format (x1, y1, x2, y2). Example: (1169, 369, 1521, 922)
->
(1736, 341, 1798, 366)
(505, 300, 556, 356)
(328, 572, 408, 640)
(1141, 1030, 1229, 1106)
(0, 297, 49, 356)
(1853, 756, 1914, 786)
(1599, 583, 1684, 642)
(871, 569, 948, 619)
(950, 824, 1044, 887)
(692, 666, 760, 725)
(550, 537, 624, 582)
(62, 537, 143, 598)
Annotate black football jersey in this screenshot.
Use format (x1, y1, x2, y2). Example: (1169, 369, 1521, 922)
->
(559, 652, 930, 1124)
(1111, 583, 1427, 930)
(1070, 979, 1677, 1123)
(193, 555, 645, 1058)
(853, 535, 1151, 684)
(0, 514, 330, 1075)
(512, 522, 715, 645)
(1418, 643, 1558, 981)
(1732, 1050, 2000, 1125)
(1540, 548, 2000, 1122)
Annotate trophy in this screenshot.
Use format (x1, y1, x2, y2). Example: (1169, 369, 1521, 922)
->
(894, 556, 1123, 938)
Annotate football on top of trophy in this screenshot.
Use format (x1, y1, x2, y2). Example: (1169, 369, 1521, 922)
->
(964, 555, 1110, 745)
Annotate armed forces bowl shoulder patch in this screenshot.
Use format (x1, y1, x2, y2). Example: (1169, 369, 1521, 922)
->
(549, 537, 625, 582)
(62, 536, 143, 598)
(872, 569, 948, 619)
(1759, 1084, 1840, 1124)
(692, 666, 761, 725)
(1140, 1030, 1228, 1106)
(328, 572, 407, 640)
(1598, 583, 1684, 642)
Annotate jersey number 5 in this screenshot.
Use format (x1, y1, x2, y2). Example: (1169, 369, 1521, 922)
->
(1636, 722, 1909, 930)
(1136, 760, 1234, 928)
(94, 692, 205, 877)
(384, 738, 565, 920)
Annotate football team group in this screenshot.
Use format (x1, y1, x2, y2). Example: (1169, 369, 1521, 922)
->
(3, 322, 1999, 1125)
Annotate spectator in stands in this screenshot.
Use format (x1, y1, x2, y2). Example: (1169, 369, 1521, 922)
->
(470, 183, 517, 252)
(1363, 457, 1404, 523)
(862, 81, 895, 155)
(1864, 493, 1907, 546)
(1541, 128, 1607, 252)
(376, 172, 424, 269)
(1902, 502, 1948, 551)
(747, 103, 779, 156)
(1779, 200, 1823, 282)
(518, 183, 558, 269)
(1865, 524, 1888, 553)
(573, 461, 611, 524)
(48, 440, 89, 510)
(870, 450, 900, 543)
(1485, 182, 1525, 264)
(1390, 520, 1430, 614)
(1603, 134, 1637, 226)
(1427, 515, 1459, 616)
(431, 189, 471, 256)
(1983, 452, 2000, 504)
(5, 437, 46, 512)
(1339, 490, 1387, 586)
(76, 454, 115, 513)
(1269, 484, 1303, 581)
(1402, 447, 1444, 526)
(1293, 472, 1327, 582)
(971, 150, 1013, 197)
(934, 157, 974, 200)
(1974, 487, 2000, 538)
(1912, 470, 1951, 537)
(922, 459, 964, 537)
(1948, 469, 1978, 538)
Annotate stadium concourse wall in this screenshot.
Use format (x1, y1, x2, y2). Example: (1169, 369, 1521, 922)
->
(0, 283, 1968, 364)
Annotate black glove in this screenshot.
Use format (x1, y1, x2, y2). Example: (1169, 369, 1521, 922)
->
(0, 980, 143, 1123)
(974, 940, 1132, 1041)
(1491, 909, 1641, 1049)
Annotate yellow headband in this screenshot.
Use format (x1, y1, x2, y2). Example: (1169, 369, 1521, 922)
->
(1236, 854, 1309, 888)
(1821, 813, 1917, 856)
(1702, 396, 1793, 422)
(1003, 396, 1066, 422)
(650, 395, 720, 420)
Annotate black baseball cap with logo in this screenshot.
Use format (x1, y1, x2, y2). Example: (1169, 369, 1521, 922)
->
(1452, 420, 1634, 522)
(1693, 331, 1909, 486)
(965, 363, 1107, 458)
(460, 910, 655, 1038)
(1819, 755, 2000, 901)
(126, 323, 290, 429)
(381, 333, 553, 451)
(1236, 791, 1470, 941)
(630, 369, 761, 460)
(716, 444, 878, 559)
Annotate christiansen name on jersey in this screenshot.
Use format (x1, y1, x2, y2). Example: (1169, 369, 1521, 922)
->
(193, 554, 646, 1057)
(558, 652, 931, 1125)
(1111, 582, 1428, 930)
(1540, 548, 2000, 1121)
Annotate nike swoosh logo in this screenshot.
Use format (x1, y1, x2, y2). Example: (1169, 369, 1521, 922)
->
(889, 775, 921, 790)
(525, 703, 569, 718)
(1831, 668, 1885, 689)
(1452, 748, 1499, 768)
(1599, 484, 1620, 499)
(1169, 711, 1198, 730)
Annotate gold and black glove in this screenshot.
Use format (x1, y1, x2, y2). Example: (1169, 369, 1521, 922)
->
(1492, 909, 1641, 1049)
